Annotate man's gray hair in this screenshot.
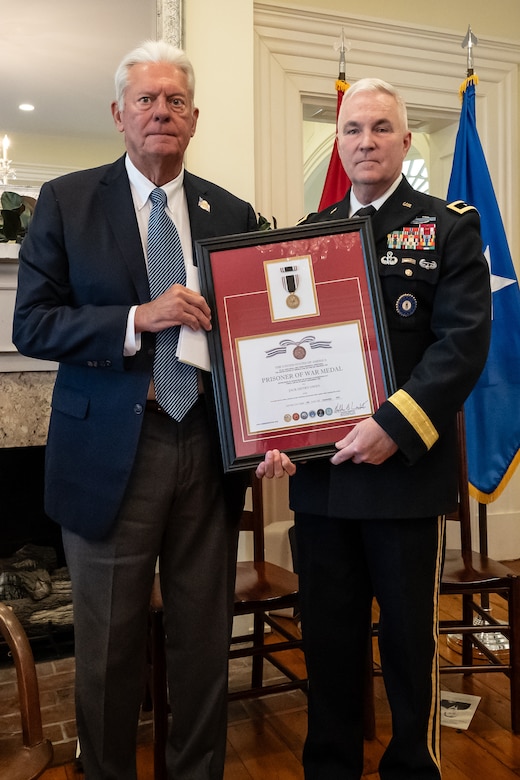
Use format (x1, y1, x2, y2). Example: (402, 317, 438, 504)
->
(342, 77, 409, 131)
(114, 39, 195, 110)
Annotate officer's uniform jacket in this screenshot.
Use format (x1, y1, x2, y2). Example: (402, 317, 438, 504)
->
(289, 176, 491, 519)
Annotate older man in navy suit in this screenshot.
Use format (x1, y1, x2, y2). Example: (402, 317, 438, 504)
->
(14, 40, 257, 780)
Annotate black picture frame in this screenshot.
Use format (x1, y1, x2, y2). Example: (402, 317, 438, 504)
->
(195, 217, 395, 472)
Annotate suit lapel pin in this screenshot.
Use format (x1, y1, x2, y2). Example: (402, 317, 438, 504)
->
(198, 197, 211, 212)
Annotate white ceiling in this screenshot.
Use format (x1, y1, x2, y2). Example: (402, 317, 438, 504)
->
(3, 2, 455, 157)
(1, 0, 157, 141)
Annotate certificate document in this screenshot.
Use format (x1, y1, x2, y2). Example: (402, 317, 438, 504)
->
(237, 322, 371, 435)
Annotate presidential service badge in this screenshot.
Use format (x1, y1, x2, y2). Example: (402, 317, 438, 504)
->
(396, 293, 417, 317)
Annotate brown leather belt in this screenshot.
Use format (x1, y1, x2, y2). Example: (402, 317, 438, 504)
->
(145, 399, 170, 416)
(145, 396, 204, 417)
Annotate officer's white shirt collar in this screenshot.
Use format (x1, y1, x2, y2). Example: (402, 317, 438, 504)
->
(349, 174, 403, 217)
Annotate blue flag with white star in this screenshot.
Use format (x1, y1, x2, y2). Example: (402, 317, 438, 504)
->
(447, 76, 520, 502)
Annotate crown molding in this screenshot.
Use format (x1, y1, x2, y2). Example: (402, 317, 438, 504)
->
(254, 2, 519, 251)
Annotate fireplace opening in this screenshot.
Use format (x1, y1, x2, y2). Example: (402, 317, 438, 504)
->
(0, 445, 74, 663)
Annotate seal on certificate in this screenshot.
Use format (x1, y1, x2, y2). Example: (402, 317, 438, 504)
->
(293, 344, 306, 359)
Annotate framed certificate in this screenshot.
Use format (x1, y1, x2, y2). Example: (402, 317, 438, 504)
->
(195, 218, 395, 472)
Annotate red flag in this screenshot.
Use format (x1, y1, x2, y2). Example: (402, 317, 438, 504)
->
(318, 79, 351, 212)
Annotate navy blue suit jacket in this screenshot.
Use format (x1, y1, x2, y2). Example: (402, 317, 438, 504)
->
(13, 156, 258, 539)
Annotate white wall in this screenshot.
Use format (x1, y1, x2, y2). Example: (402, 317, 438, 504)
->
(184, 0, 256, 207)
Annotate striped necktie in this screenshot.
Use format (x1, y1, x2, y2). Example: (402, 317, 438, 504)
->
(147, 187, 198, 421)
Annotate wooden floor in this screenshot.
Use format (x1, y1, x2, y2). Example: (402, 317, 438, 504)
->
(37, 667, 520, 780)
(38, 580, 520, 779)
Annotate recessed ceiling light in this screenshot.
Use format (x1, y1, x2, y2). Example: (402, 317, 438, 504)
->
(19, 103, 35, 112)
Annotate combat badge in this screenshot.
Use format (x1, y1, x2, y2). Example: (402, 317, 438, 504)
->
(419, 258, 438, 270)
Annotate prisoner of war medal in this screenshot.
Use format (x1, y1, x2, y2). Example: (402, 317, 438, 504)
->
(281, 265, 300, 309)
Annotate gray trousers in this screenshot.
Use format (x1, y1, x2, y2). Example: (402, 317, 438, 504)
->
(63, 401, 240, 780)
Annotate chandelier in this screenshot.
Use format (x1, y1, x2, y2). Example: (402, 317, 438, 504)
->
(1, 136, 16, 186)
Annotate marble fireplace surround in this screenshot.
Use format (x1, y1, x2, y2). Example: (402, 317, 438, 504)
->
(0, 371, 54, 448)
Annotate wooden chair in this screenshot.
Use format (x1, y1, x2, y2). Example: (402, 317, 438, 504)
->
(229, 474, 306, 701)
(439, 410, 520, 731)
(148, 471, 306, 779)
(370, 410, 520, 734)
(0, 602, 53, 780)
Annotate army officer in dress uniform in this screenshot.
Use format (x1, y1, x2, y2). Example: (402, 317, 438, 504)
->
(257, 78, 491, 779)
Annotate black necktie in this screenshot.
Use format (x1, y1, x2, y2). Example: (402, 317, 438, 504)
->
(353, 205, 376, 218)
(147, 187, 198, 421)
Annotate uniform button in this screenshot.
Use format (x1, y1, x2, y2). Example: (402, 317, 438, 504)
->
(134, 403, 144, 415)
(405, 268, 413, 277)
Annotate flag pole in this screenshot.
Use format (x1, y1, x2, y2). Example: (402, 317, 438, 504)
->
(317, 30, 351, 212)
(461, 24, 491, 605)
(448, 26, 509, 657)
(461, 24, 490, 589)
(337, 26, 347, 82)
